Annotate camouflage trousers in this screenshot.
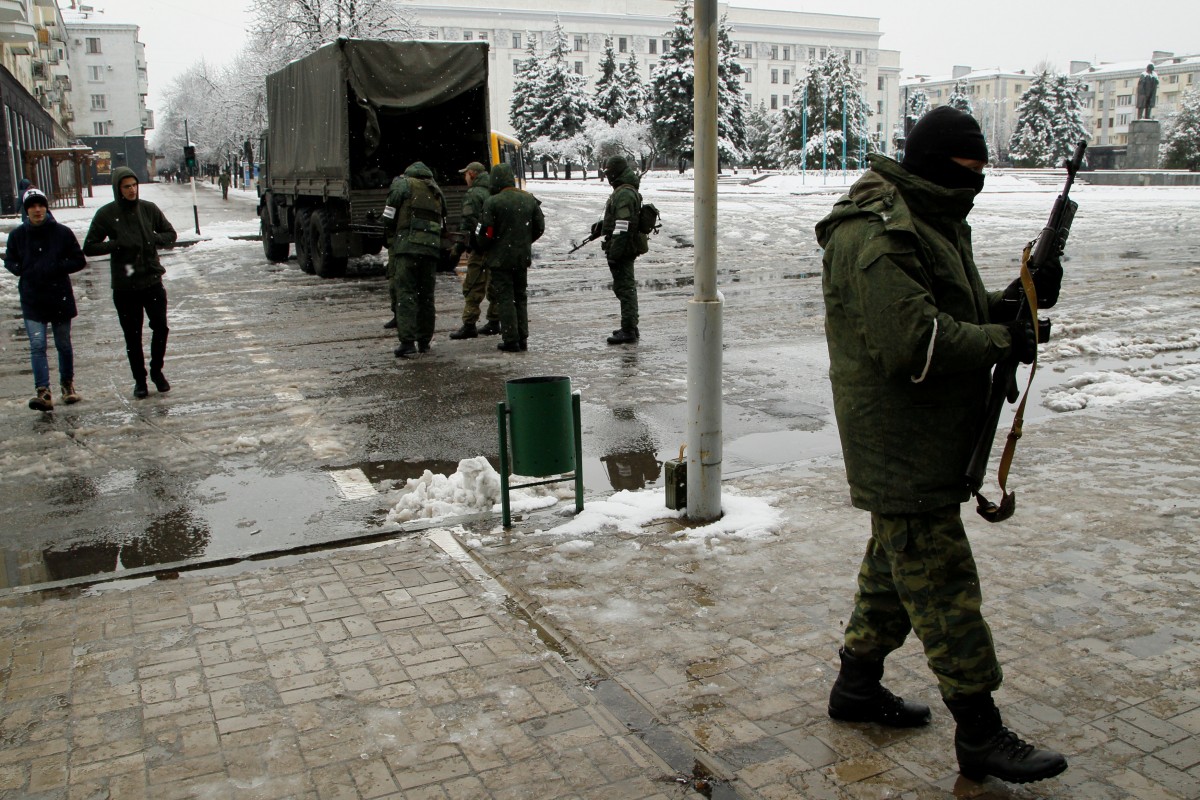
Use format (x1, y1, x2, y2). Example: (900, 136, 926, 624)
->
(608, 257, 639, 330)
(843, 504, 1003, 700)
(460, 251, 498, 325)
(489, 266, 527, 345)
(390, 254, 438, 344)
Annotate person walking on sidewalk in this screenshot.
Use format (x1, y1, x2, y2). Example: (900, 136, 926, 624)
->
(4, 189, 88, 411)
(219, 169, 231, 200)
(83, 166, 178, 399)
(477, 163, 544, 353)
(382, 161, 447, 358)
(447, 161, 500, 340)
(815, 107, 1067, 785)
(598, 155, 647, 345)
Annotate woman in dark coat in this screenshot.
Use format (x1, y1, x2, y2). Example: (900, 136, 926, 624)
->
(3, 189, 88, 410)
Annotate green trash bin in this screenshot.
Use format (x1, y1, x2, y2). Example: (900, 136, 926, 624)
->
(506, 376, 575, 476)
(497, 376, 583, 528)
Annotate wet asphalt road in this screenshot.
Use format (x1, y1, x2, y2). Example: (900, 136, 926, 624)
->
(0, 179, 839, 591)
(3, 177, 1198, 592)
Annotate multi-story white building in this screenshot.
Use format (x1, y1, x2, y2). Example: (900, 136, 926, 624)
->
(899, 67, 1036, 162)
(1071, 52, 1200, 154)
(403, 0, 901, 155)
(62, 6, 153, 180)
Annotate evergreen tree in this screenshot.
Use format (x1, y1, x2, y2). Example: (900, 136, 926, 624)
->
(781, 51, 873, 169)
(524, 20, 591, 143)
(744, 102, 780, 168)
(906, 88, 930, 132)
(593, 39, 626, 125)
(620, 53, 649, 123)
(947, 80, 974, 114)
(716, 15, 748, 164)
(648, 0, 695, 167)
(509, 37, 543, 144)
(1009, 71, 1089, 167)
(1162, 85, 1200, 170)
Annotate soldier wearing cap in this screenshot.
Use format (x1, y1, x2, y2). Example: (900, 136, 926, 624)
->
(448, 161, 500, 339)
(596, 155, 647, 345)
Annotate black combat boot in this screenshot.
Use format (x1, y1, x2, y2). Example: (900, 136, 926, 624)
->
(150, 369, 171, 393)
(496, 341, 522, 353)
(478, 319, 501, 336)
(607, 328, 638, 345)
(449, 323, 477, 340)
(828, 648, 932, 728)
(394, 341, 417, 358)
(946, 693, 1067, 784)
(417, 339, 431, 353)
(383, 316, 397, 329)
(133, 381, 149, 399)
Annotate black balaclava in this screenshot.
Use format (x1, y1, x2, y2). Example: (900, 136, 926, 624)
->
(901, 106, 989, 192)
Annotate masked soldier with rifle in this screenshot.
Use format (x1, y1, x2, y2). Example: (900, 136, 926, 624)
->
(814, 107, 1071, 785)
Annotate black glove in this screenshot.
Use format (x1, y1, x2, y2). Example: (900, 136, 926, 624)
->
(1004, 256, 1062, 309)
(590, 219, 604, 239)
(1005, 320, 1038, 365)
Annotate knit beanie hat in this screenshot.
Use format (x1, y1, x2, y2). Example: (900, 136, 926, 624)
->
(902, 106, 989, 191)
(22, 188, 48, 209)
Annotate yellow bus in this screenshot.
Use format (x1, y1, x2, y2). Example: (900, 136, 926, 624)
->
(490, 130, 526, 187)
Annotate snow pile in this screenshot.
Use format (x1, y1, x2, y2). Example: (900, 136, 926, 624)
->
(385, 456, 567, 524)
(535, 487, 783, 543)
(1045, 363, 1200, 411)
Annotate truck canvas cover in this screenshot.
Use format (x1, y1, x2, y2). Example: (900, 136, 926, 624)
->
(266, 39, 490, 180)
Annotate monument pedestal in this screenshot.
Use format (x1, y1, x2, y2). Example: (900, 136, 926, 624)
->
(1127, 119, 1161, 169)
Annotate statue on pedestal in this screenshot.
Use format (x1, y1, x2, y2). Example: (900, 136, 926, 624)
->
(1136, 64, 1159, 120)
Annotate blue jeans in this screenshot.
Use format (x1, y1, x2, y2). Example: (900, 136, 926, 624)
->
(24, 318, 74, 389)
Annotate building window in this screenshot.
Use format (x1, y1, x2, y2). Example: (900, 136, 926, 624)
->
(781, 95, 789, 107)
(574, 61, 583, 75)
(662, 39, 668, 54)
(745, 92, 752, 104)
(463, 31, 472, 40)
(93, 121, 109, 135)
(770, 45, 778, 60)
(878, 100, 884, 114)
(771, 69, 778, 84)
(512, 32, 521, 49)
(85, 37, 101, 54)
(479, 31, 488, 41)
(574, 35, 585, 51)
(782, 46, 790, 61)
(90, 94, 106, 110)
(618, 37, 627, 53)
(513, 61, 521, 75)
(88, 65, 104, 82)
(878, 76, 885, 90)
(809, 47, 816, 60)
(855, 50, 863, 64)
(820, 48, 827, 59)
(770, 95, 778, 110)
(742, 43, 753, 58)
(783, 69, 790, 84)
(1118, 113, 1131, 125)
(744, 68, 751, 82)
(1117, 94, 1132, 106)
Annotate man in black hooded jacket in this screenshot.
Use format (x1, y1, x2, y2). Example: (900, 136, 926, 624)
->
(83, 166, 177, 398)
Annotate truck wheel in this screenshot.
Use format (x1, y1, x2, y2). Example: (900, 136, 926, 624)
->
(261, 209, 289, 262)
(311, 209, 348, 278)
(294, 208, 315, 274)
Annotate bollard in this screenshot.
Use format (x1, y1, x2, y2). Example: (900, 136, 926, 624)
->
(497, 376, 584, 528)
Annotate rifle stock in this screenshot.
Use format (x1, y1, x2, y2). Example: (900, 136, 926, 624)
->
(965, 141, 1087, 499)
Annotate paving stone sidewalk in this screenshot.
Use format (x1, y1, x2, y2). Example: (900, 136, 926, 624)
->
(2, 396, 1199, 800)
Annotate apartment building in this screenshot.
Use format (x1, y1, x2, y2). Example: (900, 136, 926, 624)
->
(900, 67, 1035, 161)
(1072, 52, 1200, 152)
(62, 6, 153, 181)
(403, 0, 902, 154)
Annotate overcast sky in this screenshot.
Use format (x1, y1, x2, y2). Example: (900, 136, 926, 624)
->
(82, 0, 1197, 118)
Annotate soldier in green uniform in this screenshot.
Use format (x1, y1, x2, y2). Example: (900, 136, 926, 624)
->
(476, 163, 544, 352)
(383, 162, 447, 358)
(815, 107, 1067, 785)
(598, 155, 647, 345)
(448, 162, 500, 340)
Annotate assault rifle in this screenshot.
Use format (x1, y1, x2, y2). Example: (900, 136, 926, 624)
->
(569, 220, 605, 254)
(965, 140, 1087, 522)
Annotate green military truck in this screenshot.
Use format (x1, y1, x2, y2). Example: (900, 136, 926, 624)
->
(257, 39, 491, 277)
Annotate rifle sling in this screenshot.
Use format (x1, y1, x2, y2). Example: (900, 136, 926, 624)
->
(975, 243, 1040, 523)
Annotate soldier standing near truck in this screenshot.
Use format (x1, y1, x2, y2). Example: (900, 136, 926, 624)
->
(383, 162, 447, 358)
(477, 163, 544, 353)
(448, 161, 500, 340)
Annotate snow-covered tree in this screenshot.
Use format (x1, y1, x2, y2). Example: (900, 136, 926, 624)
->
(620, 53, 649, 123)
(744, 102, 779, 168)
(250, 0, 414, 56)
(906, 88, 930, 131)
(780, 50, 873, 170)
(509, 37, 543, 145)
(716, 15, 748, 165)
(521, 19, 590, 145)
(587, 117, 657, 172)
(648, 0, 695, 168)
(1008, 71, 1089, 167)
(1161, 85, 1200, 170)
(592, 39, 626, 125)
(948, 80, 974, 115)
